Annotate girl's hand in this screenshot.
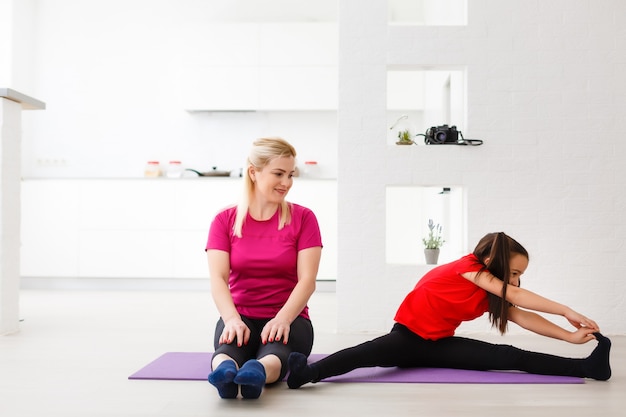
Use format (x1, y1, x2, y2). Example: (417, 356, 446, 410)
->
(261, 316, 291, 345)
(567, 327, 598, 344)
(564, 308, 600, 332)
(220, 317, 250, 347)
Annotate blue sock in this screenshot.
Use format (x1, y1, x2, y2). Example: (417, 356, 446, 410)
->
(208, 360, 238, 399)
(233, 359, 266, 399)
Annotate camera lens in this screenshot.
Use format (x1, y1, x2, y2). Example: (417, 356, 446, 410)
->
(435, 131, 447, 142)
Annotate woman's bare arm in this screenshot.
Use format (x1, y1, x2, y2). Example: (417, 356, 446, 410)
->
(261, 246, 321, 344)
(207, 249, 250, 347)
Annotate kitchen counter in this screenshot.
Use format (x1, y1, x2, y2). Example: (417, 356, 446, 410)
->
(0, 88, 46, 110)
(20, 178, 337, 287)
(21, 176, 336, 181)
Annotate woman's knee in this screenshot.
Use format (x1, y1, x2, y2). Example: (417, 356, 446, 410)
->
(288, 317, 314, 355)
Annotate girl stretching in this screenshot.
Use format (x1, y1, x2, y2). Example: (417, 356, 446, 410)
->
(288, 232, 611, 388)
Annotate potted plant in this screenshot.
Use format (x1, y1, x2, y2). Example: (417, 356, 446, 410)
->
(396, 129, 414, 145)
(422, 219, 445, 264)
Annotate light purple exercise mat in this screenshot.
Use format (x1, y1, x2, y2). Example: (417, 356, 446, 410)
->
(128, 352, 583, 384)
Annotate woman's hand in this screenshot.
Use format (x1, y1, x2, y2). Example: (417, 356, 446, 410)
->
(220, 317, 250, 347)
(564, 308, 600, 332)
(261, 316, 292, 345)
(258, 246, 320, 346)
(566, 327, 598, 344)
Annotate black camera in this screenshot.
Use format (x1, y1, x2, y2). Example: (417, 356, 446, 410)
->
(425, 125, 459, 144)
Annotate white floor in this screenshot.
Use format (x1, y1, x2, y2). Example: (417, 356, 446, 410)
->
(0, 289, 623, 417)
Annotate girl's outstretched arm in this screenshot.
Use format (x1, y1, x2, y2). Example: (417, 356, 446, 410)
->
(463, 270, 600, 332)
(507, 306, 598, 344)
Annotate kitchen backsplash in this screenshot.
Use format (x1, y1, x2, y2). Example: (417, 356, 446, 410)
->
(22, 110, 338, 179)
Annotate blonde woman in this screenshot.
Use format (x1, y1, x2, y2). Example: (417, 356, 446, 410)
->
(206, 137, 322, 399)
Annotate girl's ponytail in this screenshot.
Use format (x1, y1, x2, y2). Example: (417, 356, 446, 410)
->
(473, 232, 528, 334)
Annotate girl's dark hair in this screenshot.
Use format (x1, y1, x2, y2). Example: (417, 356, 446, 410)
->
(472, 232, 528, 334)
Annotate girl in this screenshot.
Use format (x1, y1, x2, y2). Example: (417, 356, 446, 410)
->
(207, 137, 322, 399)
(288, 232, 611, 389)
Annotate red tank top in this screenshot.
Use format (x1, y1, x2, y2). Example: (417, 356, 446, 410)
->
(394, 254, 488, 340)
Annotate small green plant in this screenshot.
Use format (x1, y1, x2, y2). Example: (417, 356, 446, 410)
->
(422, 219, 445, 249)
(397, 129, 413, 143)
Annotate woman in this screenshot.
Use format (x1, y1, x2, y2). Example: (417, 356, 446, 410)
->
(206, 137, 322, 399)
(288, 232, 611, 389)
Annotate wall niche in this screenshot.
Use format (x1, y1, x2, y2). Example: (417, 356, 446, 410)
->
(386, 185, 466, 265)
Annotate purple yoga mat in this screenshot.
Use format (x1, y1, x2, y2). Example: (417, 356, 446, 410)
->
(128, 352, 583, 384)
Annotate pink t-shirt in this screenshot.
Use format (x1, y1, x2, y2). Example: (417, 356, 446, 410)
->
(206, 203, 322, 320)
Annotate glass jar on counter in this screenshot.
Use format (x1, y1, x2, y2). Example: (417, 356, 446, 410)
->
(166, 160, 183, 178)
(144, 161, 161, 177)
(303, 161, 320, 178)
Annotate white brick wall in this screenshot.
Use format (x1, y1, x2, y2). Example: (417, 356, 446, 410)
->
(336, 0, 626, 335)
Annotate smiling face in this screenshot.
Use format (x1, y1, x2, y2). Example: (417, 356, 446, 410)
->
(250, 155, 296, 205)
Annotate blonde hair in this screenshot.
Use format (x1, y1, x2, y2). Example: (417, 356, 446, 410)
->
(233, 137, 297, 238)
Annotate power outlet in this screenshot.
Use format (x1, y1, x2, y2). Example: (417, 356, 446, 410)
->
(36, 157, 69, 167)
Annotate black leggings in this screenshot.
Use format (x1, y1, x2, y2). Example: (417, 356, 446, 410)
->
(213, 315, 314, 380)
(313, 323, 585, 381)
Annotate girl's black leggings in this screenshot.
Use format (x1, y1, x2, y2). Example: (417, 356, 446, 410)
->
(312, 323, 586, 381)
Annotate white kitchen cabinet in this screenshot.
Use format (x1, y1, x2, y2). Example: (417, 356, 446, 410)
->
(190, 24, 260, 67)
(20, 180, 81, 277)
(181, 66, 259, 111)
(20, 179, 337, 283)
(258, 66, 337, 110)
(258, 23, 337, 66)
(181, 22, 338, 111)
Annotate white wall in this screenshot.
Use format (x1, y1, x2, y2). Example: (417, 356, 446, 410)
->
(19, 0, 338, 179)
(0, 0, 37, 95)
(0, 0, 12, 84)
(337, 0, 626, 335)
(12, 0, 626, 335)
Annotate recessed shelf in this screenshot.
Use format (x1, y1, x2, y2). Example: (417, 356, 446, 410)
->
(387, 68, 466, 146)
(388, 0, 468, 26)
(386, 185, 466, 265)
